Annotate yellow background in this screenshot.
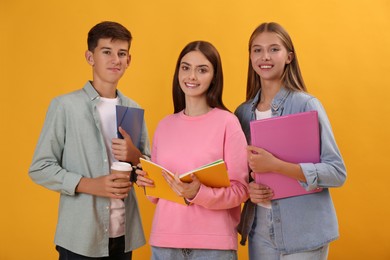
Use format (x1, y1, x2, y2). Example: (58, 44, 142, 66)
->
(1, 0, 389, 259)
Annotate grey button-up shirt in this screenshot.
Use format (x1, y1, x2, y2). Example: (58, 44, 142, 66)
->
(29, 81, 150, 257)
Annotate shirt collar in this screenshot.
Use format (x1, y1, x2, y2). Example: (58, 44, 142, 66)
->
(83, 81, 100, 101)
(82, 81, 124, 105)
(251, 87, 291, 113)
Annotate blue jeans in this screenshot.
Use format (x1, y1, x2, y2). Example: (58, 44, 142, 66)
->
(151, 246, 237, 260)
(249, 206, 329, 260)
(56, 236, 132, 260)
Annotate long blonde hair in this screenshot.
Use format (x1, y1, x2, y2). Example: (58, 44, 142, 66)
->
(246, 22, 307, 101)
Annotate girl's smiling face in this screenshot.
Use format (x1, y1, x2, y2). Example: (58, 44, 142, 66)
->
(178, 50, 214, 99)
(250, 32, 293, 84)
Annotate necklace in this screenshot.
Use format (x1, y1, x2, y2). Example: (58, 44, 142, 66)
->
(184, 107, 212, 117)
(257, 100, 271, 111)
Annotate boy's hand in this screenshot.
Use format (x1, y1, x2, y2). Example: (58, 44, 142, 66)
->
(76, 173, 132, 199)
(112, 127, 142, 165)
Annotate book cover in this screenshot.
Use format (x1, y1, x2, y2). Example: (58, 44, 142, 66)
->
(250, 111, 323, 200)
(116, 105, 144, 149)
(139, 158, 230, 205)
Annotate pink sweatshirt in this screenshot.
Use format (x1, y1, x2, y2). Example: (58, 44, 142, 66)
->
(149, 108, 249, 250)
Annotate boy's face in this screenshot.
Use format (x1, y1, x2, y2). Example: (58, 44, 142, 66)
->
(85, 38, 130, 87)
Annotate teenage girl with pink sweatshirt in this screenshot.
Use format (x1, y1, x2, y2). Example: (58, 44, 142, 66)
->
(136, 41, 249, 259)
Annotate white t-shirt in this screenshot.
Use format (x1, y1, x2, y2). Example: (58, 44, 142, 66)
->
(96, 97, 125, 238)
(255, 109, 272, 209)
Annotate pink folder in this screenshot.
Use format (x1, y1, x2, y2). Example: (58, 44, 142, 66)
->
(250, 111, 322, 200)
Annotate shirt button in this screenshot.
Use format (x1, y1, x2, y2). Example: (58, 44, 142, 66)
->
(106, 206, 109, 210)
(105, 229, 108, 232)
(274, 218, 281, 223)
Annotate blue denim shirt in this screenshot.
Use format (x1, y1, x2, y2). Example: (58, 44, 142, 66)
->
(29, 81, 150, 257)
(235, 88, 347, 254)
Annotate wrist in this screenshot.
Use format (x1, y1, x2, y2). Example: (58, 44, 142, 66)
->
(128, 149, 142, 165)
(76, 177, 92, 194)
(75, 177, 86, 193)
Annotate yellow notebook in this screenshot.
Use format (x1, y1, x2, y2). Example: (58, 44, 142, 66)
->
(139, 158, 231, 205)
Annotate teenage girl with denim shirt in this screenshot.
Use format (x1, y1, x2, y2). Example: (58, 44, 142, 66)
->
(235, 22, 347, 260)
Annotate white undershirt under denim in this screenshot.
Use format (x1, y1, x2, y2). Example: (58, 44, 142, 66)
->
(96, 97, 125, 238)
(255, 108, 272, 209)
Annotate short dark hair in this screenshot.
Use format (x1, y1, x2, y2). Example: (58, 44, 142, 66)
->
(172, 41, 228, 113)
(87, 21, 132, 51)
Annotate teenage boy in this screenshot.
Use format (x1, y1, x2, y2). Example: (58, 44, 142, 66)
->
(29, 21, 150, 259)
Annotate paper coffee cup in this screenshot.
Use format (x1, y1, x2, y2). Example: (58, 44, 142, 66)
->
(111, 161, 132, 182)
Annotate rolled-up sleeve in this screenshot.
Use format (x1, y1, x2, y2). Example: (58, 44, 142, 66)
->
(299, 98, 347, 189)
(29, 98, 83, 195)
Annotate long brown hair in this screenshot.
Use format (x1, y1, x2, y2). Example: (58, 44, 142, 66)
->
(172, 41, 229, 113)
(246, 22, 307, 101)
